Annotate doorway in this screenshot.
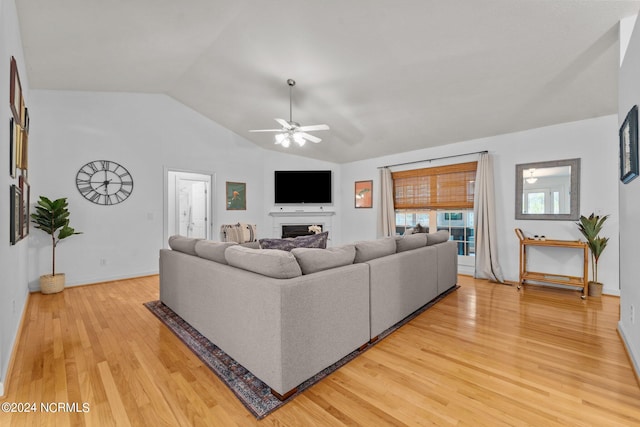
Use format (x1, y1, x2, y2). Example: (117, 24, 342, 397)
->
(164, 169, 214, 246)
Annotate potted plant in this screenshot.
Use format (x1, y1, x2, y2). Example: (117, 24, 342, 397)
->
(576, 213, 609, 297)
(30, 196, 82, 294)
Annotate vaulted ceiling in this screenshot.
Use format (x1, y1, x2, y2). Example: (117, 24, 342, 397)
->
(15, 0, 640, 163)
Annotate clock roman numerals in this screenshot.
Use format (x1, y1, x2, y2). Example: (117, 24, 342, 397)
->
(75, 160, 134, 206)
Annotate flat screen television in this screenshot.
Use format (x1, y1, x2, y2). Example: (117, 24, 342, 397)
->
(274, 170, 332, 204)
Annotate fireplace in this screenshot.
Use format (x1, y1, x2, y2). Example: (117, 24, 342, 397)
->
(282, 224, 323, 238)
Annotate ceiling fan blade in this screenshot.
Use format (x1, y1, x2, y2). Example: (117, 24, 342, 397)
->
(299, 132, 322, 143)
(249, 129, 282, 132)
(297, 124, 330, 132)
(275, 118, 293, 130)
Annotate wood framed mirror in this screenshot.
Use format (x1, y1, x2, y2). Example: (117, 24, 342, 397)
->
(515, 158, 580, 220)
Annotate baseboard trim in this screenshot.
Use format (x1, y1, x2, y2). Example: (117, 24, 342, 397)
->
(618, 322, 640, 388)
(0, 292, 31, 399)
(29, 271, 159, 292)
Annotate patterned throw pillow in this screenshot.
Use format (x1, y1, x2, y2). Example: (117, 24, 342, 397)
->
(259, 232, 329, 251)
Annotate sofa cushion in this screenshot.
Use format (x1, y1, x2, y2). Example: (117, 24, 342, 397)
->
(395, 233, 428, 253)
(168, 235, 202, 256)
(240, 241, 261, 249)
(354, 237, 397, 263)
(194, 240, 237, 264)
(427, 230, 450, 246)
(224, 245, 302, 279)
(259, 231, 329, 251)
(291, 245, 356, 275)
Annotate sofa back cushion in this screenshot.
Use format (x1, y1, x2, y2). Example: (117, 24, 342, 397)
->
(168, 235, 202, 256)
(291, 245, 356, 275)
(225, 245, 302, 279)
(194, 240, 237, 264)
(426, 230, 450, 246)
(395, 233, 428, 253)
(259, 231, 328, 251)
(354, 237, 397, 263)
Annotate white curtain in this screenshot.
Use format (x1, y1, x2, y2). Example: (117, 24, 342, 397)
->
(474, 153, 504, 282)
(379, 167, 396, 237)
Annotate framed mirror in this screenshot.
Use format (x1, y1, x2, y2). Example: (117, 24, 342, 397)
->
(515, 158, 580, 220)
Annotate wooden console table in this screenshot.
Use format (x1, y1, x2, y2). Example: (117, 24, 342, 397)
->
(515, 228, 589, 299)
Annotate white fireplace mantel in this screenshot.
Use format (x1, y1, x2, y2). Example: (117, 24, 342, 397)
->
(268, 208, 335, 238)
(268, 208, 335, 217)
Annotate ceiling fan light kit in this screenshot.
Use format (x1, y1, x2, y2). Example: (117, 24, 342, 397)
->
(249, 79, 329, 148)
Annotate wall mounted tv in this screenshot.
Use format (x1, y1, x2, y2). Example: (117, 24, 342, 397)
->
(274, 170, 332, 204)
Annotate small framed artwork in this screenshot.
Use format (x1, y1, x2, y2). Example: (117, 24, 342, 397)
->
(19, 126, 28, 170)
(9, 118, 16, 178)
(355, 180, 373, 208)
(620, 105, 639, 184)
(226, 181, 246, 210)
(10, 184, 21, 245)
(14, 120, 23, 170)
(9, 57, 22, 125)
(19, 175, 29, 238)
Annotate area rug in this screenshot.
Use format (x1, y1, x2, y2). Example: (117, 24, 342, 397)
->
(144, 285, 458, 419)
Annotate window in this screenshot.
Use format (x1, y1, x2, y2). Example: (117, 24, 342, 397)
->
(393, 162, 477, 256)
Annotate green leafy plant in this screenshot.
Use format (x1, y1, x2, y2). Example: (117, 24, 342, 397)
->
(576, 213, 609, 283)
(30, 196, 82, 276)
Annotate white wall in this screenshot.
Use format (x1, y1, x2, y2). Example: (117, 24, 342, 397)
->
(27, 90, 335, 290)
(0, 0, 30, 397)
(341, 115, 620, 292)
(618, 13, 640, 378)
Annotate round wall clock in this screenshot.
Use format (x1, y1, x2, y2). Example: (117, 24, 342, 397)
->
(75, 160, 133, 205)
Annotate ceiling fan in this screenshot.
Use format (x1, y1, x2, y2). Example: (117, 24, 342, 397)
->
(249, 79, 329, 148)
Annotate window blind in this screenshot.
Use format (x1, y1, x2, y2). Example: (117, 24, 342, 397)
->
(392, 161, 477, 210)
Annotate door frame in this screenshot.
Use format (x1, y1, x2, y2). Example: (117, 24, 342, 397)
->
(163, 167, 216, 248)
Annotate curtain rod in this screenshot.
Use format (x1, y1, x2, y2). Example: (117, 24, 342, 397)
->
(378, 150, 488, 169)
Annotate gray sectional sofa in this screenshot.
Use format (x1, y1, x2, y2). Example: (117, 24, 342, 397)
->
(159, 231, 458, 399)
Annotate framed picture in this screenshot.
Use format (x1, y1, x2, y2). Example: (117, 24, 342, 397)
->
(19, 175, 29, 238)
(14, 120, 23, 170)
(10, 184, 21, 245)
(226, 181, 246, 210)
(19, 125, 28, 170)
(620, 105, 639, 184)
(9, 57, 22, 125)
(9, 118, 16, 178)
(355, 180, 373, 208)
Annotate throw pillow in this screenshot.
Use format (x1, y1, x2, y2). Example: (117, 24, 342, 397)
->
(426, 230, 450, 246)
(414, 223, 427, 233)
(194, 241, 237, 264)
(224, 246, 302, 279)
(395, 233, 428, 253)
(291, 244, 356, 274)
(354, 237, 397, 263)
(168, 235, 203, 256)
(259, 231, 329, 251)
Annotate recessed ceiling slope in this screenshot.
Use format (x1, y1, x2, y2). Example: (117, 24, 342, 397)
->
(15, 0, 640, 163)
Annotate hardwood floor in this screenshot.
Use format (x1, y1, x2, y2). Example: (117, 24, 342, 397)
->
(2, 275, 639, 426)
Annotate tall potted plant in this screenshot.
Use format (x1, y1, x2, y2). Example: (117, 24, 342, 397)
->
(576, 213, 609, 297)
(30, 196, 82, 294)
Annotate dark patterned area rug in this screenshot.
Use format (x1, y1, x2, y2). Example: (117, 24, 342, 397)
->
(144, 285, 458, 419)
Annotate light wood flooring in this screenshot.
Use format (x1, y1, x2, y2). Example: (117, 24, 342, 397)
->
(2, 275, 640, 426)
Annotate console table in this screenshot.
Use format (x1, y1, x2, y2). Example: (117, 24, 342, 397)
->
(515, 228, 589, 299)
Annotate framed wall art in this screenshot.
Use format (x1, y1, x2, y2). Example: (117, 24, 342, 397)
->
(9, 56, 22, 125)
(226, 181, 246, 210)
(620, 105, 639, 184)
(355, 180, 373, 208)
(9, 118, 16, 178)
(19, 175, 29, 238)
(10, 184, 21, 245)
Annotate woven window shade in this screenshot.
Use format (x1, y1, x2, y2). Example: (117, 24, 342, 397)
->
(392, 161, 477, 210)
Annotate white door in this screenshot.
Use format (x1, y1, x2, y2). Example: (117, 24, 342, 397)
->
(165, 170, 213, 243)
